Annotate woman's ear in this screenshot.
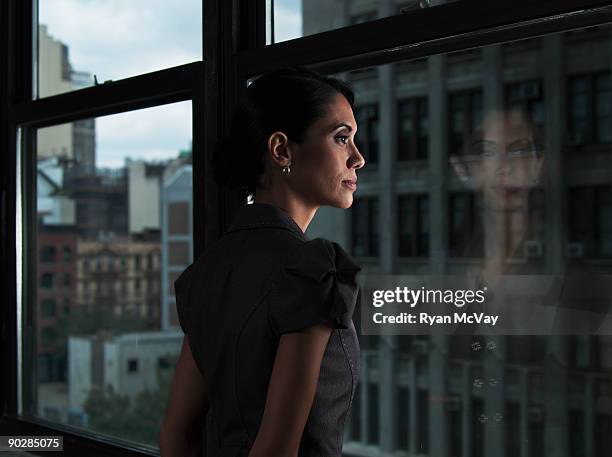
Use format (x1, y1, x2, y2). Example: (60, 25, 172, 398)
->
(267, 131, 292, 168)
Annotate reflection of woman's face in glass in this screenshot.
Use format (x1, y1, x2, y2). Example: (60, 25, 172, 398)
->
(452, 110, 544, 212)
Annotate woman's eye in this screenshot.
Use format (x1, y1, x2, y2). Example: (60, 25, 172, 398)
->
(336, 135, 349, 145)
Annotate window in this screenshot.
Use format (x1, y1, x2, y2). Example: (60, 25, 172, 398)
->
(448, 407, 462, 457)
(368, 382, 380, 445)
(568, 72, 611, 147)
(448, 192, 484, 257)
(38, 1, 202, 98)
(505, 80, 545, 144)
(449, 89, 483, 156)
(6, 1, 612, 456)
(506, 402, 521, 457)
(350, 383, 362, 442)
(398, 194, 429, 257)
(158, 357, 171, 370)
(40, 245, 56, 263)
(397, 386, 410, 450)
(472, 398, 484, 457)
(272, 0, 463, 44)
(63, 246, 72, 262)
(354, 104, 379, 164)
(569, 410, 586, 457)
(168, 241, 190, 265)
(168, 202, 190, 235)
(397, 97, 429, 160)
(41, 298, 56, 318)
(40, 272, 54, 289)
(351, 197, 379, 257)
(127, 359, 139, 373)
(568, 186, 612, 258)
(417, 389, 429, 453)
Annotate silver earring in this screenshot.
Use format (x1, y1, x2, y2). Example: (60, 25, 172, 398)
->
(282, 165, 291, 174)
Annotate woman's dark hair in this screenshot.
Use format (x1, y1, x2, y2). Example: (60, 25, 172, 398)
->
(213, 65, 355, 200)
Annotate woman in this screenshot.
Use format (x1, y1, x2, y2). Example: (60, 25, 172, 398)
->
(159, 66, 366, 457)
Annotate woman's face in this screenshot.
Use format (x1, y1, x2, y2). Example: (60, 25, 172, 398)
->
(289, 93, 366, 209)
(453, 110, 544, 212)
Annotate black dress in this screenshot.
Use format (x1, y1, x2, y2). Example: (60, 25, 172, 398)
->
(174, 202, 362, 457)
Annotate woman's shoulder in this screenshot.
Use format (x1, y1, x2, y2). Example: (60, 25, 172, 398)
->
(281, 237, 361, 278)
(267, 238, 362, 335)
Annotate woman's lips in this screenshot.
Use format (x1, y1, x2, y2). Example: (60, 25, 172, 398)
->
(342, 180, 357, 190)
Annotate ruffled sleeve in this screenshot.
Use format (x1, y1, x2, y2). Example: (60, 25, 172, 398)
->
(174, 263, 195, 335)
(268, 238, 362, 335)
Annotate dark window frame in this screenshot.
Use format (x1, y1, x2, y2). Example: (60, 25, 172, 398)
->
(2, 0, 612, 455)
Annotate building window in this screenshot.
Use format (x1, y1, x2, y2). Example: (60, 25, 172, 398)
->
(448, 407, 462, 457)
(368, 382, 380, 445)
(472, 397, 484, 457)
(351, 197, 379, 257)
(41, 298, 56, 318)
(417, 389, 429, 453)
(568, 72, 611, 147)
(168, 201, 190, 235)
(40, 246, 56, 263)
(40, 273, 54, 289)
(397, 386, 410, 450)
(158, 357, 171, 370)
(168, 241, 191, 265)
(354, 104, 379, 164)
(505, 80, 545, 144)
(569, 410, 586, 457)
(398, 194, 429, 257)
(505, 402, 521, 457)
(506, 336, 546, 365)
(448, 89, 483, 156)
(63, 272, 71, 287)
(134, 255, 141, 270)
(349, 383, 362, 442)
(448, 192, 484, 257)
(63, 246, 72, 262)
(127, 359, 139, 373)
(568, 186, 612, 258)
(397, 97, 428, 161)
(595, 413, 612, 457)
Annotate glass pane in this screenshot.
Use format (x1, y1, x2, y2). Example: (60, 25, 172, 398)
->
(34, 101, 192, 447)
(37, 0, 202, 98)
(303, 23, 612, 456)
(269, 0, 462, 44)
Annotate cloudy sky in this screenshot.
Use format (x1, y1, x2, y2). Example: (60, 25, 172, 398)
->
(39, 0, 302, 168)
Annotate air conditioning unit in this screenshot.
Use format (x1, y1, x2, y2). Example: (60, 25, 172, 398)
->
(412, 339, 429, 355)
(517, 81, 541, 100)
(524, 240, 544, 259)
(566, 242, 585, 258)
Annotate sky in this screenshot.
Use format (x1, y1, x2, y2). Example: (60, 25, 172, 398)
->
(39, 0, 303, 168)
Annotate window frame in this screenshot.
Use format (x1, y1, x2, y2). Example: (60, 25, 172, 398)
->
(2, 0, 612, 454)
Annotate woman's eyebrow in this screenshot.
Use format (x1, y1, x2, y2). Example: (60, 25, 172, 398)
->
(331, 122, 355, 132)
